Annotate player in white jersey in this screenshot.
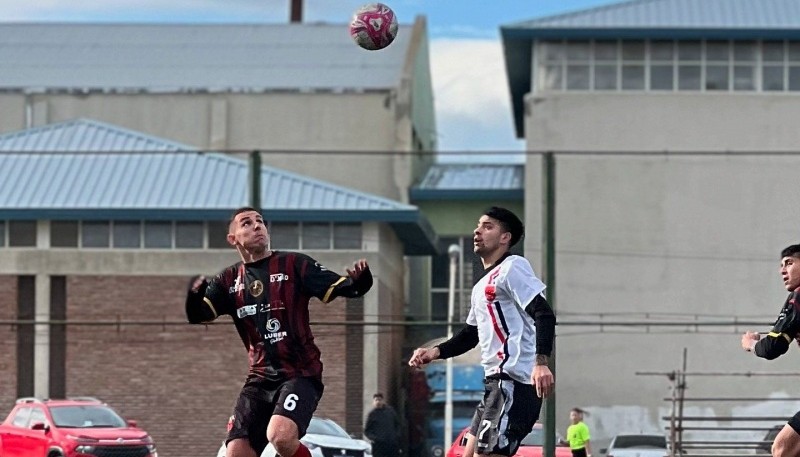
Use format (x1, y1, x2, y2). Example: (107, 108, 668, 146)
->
(409, 207, 555, 457)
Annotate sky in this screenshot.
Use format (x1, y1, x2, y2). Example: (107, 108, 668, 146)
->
(0, 0, 616, 162)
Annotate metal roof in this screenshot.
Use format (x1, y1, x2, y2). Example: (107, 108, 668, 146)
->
(410, 164, 523, 201)
(0, 119, 438, 254)
(0, 23, 412, 92)
(501, 0, 800, 138)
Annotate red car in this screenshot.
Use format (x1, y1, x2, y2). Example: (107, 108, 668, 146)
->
(0, 397, 157, 457)
(447, 423, 573, 457)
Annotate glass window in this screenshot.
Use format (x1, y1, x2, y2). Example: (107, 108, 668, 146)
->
(621, 41, 645, 60)
(566, 41, 590, 60)
(302, 223, 330, 250)
(566, 65, 590, 90)
(208, 221, 230, 249)
(678, 65, 701, 90)
(175, 222, 203, 248)
(540, 41, 564, 62)
(733, 65, 756, 91)
(9, 221, 36, 247)
(650, 65, 674, 90)
(11, 407, 31, 427)
(733, 41, 757, 62)
(789, 66, 800, 91)
(144, 221, 172, 249)
(678, 41, 701, 61)
(541, 65, 563, 90)
(270, 222, 300, 250)
(594, 65, 617, 90)
(81, 221, 110, 248)
(763, 66, 785, 91)
(705, 65, 729, 90)
(706, 41, 730, 61)
(789, 42, 800, 62)
(333, 223, 362, 249)
(763, 41, 785, 62)
(29, 408, 46, 426)
(113, 221, 140, 248)
(651, 40, 674, 61)
(622, 66, 645, 90)
(594, 40, 618, 60)
(0, 221, 5, 246)
(51, 221, 78, 247)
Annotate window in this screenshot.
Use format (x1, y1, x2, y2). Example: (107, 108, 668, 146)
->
(11, 407, 31, 427)
(333, 223, 361, 249)
(51, 221, 78, 247)
(175, 222, 203, 248)
(144, 221, 172, 249)
(208, 221, 230, 249)
(9, 221, 36, 247)
(82, 221, 110, 248)
(302, 223, 331, 250)
(0, 220, 6, 246)
(271, 222, 300, 250)
(113, 221, 141, 248)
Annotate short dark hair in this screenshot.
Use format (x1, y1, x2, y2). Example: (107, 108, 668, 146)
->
(229, 207, 261, 226)
(373, 393, 384, 399)
(483, 206, 524, 247)
(782, 244, 800, 259)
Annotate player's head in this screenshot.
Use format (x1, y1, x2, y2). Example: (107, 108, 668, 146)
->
(569, 407, 585, 423)
(227, 207, 269, 253)
(474, 207, 524, 257)
(780, 244, 800, 291)
(372, 392, 386, 407)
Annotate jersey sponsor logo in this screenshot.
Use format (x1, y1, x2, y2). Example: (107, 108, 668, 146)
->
(264, 318, 287, 344)
(270, 273, 289, 283)
(249, 280, 264, 297)
(237, 304, 257, 318)
(229, 276, 245, 294)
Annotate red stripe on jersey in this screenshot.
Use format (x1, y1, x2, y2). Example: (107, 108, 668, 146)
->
(485, 268, 506, 344)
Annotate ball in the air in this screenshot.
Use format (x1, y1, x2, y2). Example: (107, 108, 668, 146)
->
(349, 3, 398, 51)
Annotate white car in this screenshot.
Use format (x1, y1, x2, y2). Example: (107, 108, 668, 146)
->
(603, 434, 669, 457)
(216, 416, 372, 457)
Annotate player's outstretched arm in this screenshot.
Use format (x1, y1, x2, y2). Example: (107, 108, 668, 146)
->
(185, 275, 218, 324)
(408, 346, 440, 368)
(744, 330, 791, 360)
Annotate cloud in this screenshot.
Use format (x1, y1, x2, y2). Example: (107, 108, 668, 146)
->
(430, 38, 523, 155)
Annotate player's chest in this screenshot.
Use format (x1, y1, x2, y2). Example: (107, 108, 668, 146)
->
(229, 267, 296, 316)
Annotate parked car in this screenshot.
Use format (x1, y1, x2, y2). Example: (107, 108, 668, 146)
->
(0, 396, 157, 457)
(603, 434, 668, 457)
(216, 416, 372, 457)
(446, 423, 572, 457)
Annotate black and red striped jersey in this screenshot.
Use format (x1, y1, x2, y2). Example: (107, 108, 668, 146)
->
(195, 251, 370, 383)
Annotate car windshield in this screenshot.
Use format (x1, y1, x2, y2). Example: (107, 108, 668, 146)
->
(50, 405, 127, 428)
(306, 418, 350, 438)
(612, 436, 667, 449)
(521, 427, 545, 446)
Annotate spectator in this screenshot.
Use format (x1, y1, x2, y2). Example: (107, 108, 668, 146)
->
(364, 393, 401, 457)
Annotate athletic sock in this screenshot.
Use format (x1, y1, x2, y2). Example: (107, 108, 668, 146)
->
(291, 444, 311, 457)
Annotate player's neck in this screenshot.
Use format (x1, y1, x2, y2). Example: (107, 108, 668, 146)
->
(481, 249, 509, 269)
(240, 248, 272, 264)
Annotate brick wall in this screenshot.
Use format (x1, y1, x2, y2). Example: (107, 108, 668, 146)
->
(0, 276, 18, 412)
(65, 276, 355, 457)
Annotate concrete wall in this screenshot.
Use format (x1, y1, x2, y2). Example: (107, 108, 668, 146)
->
(523, 95, 800, 444)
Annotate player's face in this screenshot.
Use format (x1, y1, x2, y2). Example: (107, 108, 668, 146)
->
(473, 215, 511, 257)
(228, 211, 269, 251)
(780, 255, 800, 291)
(570, 410, 581, 423)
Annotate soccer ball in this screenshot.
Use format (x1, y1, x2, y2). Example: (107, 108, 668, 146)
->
(349, 3, 398, 51)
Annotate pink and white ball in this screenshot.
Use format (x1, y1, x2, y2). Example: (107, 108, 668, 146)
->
(349, 3, 398, 51)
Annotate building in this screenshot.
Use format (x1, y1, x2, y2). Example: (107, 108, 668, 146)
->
(0, 118, 437, 457)
(502, 0, 800, 444)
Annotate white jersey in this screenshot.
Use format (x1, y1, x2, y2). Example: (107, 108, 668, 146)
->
(467, 254, 546, 384)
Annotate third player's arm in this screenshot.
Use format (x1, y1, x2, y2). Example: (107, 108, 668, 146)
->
(525, 293, 556, 361)
(435, 324, 479, 359)
(754, 294, 800, 360)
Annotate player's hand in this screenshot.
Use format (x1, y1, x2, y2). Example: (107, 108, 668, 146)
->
(346, 259, 369, 279)
(408, 347, 439, 368)
(741, 331, 760, 352)
(533, 364, 554, 398)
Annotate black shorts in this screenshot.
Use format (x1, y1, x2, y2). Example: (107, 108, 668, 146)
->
(226, 377, 324, 455)
(469, 375, 542, 456)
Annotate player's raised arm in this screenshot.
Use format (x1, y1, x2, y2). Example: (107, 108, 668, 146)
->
(185, 275, 220, 324)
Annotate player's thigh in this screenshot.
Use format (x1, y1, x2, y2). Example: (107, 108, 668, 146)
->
(774, 415, 800, 457)
(473, 377, 538, 456)
(463, 433, 477, 457)
(270, 377, 324, 439)
(228, 386, 276, 456)
(226, 438, 259, 457)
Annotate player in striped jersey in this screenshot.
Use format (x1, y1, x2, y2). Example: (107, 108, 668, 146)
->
(185, 207, 372, 457)
(409, 206, 556, 457)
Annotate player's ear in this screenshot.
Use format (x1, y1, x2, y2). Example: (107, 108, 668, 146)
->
(226, 233, 237, 247)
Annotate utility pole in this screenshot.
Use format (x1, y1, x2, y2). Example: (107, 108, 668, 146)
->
(249, 151, 261, 212)
(542, 152, 557, 457)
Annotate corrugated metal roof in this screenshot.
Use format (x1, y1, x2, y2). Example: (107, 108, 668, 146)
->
(410, 164, 524, 201)
(507, 0, 800, 30)
(0, 118, 413, 212)
(0, 23, 412, 91)
(0, 118, 438, 254)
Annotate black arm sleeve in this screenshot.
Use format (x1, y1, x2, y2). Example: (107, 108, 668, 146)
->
(754, 333, 792, 360)
(435, 324, 479, 360)
(524, 293, 555, 356)
(185, 276, 216, 324)
(328, 267, 373, 300)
